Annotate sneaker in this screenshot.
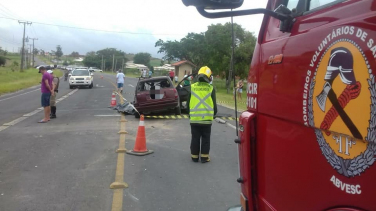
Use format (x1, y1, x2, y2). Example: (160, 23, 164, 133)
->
(51, 115, 56, 119)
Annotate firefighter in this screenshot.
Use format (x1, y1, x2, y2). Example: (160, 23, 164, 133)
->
(187, 66, 217, 163)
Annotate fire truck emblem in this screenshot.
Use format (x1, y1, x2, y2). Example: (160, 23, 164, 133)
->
(308, 39, 376, 177)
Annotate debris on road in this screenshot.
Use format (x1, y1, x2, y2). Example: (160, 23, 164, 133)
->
(215, 117, 226, 124)
(113, 102, 135, 115)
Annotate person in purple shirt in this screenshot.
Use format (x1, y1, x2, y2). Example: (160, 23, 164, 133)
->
(38, 66, 54, 123)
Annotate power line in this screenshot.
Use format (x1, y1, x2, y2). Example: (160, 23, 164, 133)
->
(0, 10, 16, 19)
(0, 3, 22, 19)
(0, 16, 185, 36)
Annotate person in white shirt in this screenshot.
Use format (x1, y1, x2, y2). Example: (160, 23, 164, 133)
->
(141, 69, 147, 78)
(116, 70, 125, 93)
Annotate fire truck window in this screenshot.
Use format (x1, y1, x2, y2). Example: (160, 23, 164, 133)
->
(286, 0, 299, 10)
(309, 0, 338, 10)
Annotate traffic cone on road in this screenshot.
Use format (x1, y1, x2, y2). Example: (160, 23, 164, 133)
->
(110, 92, 116, 107)
(126, 115, 154, 156)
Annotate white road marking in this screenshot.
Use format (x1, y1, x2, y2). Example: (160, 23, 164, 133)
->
(0, 88, 39, 102)
(3, 117, 28, 126)
(128, 84, 134, 87)
(23, 110, 42, 117)
(226, 122, 237, 130)
(0, 88, 79, 133)
(0, 126, 9, 132)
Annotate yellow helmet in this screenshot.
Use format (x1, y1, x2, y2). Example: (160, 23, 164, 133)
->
(198, 66, 212, 78)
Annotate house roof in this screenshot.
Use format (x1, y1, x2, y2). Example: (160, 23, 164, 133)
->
(171, 60, 196, 67)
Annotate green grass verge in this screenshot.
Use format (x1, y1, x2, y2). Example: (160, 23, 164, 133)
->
(150, 59, 161, 67)
(212, 78, 247, 111)
(37, 56, 51, 64)
(0, 55, 62, 95)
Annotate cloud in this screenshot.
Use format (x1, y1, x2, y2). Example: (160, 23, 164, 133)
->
(0, 0, 267, 58)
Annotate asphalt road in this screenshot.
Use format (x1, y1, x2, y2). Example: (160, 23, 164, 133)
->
(0, 72, 240, 211)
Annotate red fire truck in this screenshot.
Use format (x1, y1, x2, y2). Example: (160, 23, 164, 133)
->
(183, 0, 375, 210)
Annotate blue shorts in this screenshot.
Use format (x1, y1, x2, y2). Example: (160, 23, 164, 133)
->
(41, 93, 51, 107)
(117, 83, 124, 88)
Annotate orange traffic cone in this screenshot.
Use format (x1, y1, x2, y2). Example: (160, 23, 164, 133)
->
(110, 92, 116, 107)
(126, 115, 154, 156)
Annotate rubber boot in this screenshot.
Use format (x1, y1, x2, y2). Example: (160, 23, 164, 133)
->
(51, 106, 57, 119)
(201, 156, 210, 163)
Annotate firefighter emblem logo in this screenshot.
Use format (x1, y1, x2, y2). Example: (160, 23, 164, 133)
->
(308, 39, 376, 177)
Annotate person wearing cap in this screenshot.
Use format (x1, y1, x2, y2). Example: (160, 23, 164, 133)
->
(38, 66, 54, 123)
(187, 66, 217, 163)
(47, 70, 59, 118)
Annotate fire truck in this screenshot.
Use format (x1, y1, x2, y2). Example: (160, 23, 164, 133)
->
(183, 0, 376, 210)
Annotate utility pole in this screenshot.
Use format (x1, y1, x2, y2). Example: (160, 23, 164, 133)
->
(29, 44, 33, 67)
(104, 60, 106, 71)
(114, 59, 117, 72)
(101, 55, 103, 71)
(122, 59, 124, 71)
(112, 54, 115, 72)
(29, 38, 38, 67)
(18, 21, 32, 71)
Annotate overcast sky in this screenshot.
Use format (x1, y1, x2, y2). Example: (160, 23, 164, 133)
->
(0, 0, 267, 58)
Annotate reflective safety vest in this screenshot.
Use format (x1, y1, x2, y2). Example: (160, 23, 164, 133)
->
(189, 82, 214, 124)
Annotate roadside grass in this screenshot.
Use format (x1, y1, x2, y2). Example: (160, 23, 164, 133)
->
(0, 55, 62, 95)
(212, 78, 247, 111)
(37, 56, 51, 64)
(150, 59, 161, 67)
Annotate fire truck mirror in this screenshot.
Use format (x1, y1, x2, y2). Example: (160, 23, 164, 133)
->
(182, 0, 244, 9)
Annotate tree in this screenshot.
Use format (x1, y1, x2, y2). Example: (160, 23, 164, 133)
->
(40, 49, 45, 56)
(155, 22, 256, 82)
(63, 60, 68, 66)
(56, 45, 63, 59)
(83, 51, 101, 68)
(134, 52, 151, 66)
(33, 48, 39, 55)
(70, 51, 80, 58)
(83, 48, 127, 71)
(160, 60, 165, 66)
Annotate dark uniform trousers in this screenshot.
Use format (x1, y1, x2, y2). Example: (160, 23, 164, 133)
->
(190, 123, 212, 161)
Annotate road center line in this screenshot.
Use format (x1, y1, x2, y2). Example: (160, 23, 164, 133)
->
(128, 84, 134, 87)
(111, 114, 128, 211)
(0, 88, 39, 102)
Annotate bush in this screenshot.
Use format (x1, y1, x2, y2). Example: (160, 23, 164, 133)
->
(0, 56, 5, 66)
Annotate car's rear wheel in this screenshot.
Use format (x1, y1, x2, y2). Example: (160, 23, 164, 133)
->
(134, 112, 140, 119)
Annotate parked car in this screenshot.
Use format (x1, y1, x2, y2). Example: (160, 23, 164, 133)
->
(133, 76, 180, 118)
(88, 67, 102, 72)
(68, 69, 94, 89)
